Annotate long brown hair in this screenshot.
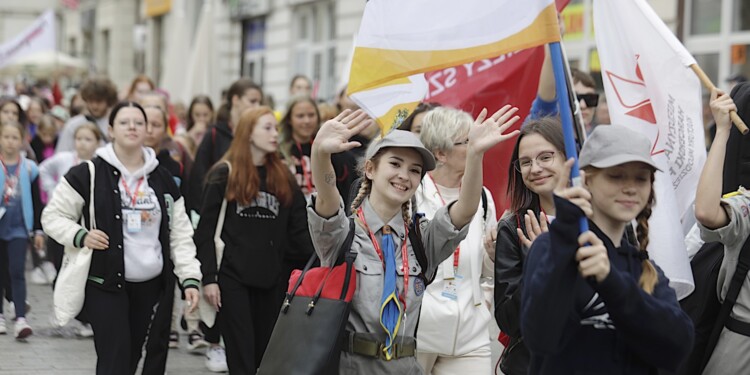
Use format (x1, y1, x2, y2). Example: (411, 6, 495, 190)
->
(635, 178, 658, 294)
(585, 167, 658, 294)
(279, 95, 320, 161)
(222, 106, 293, 207)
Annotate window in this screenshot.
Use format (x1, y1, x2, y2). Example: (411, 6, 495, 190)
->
(242, 18, 266, 85)
(733, 0, 750, 31)
(690, 0, 722, 35)
(293, 1, 336, 100)
(693, 53, 720, 84)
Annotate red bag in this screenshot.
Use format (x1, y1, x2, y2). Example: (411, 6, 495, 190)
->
(258, 218, 357, 375)
(287, 259, 356, 302)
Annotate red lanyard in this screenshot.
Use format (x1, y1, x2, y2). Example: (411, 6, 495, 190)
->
(428, 173, 461, 272)
(295, 141, 314, 194)
(1, 159, 21, 204)
(356, 207, 409, 310)
(120, 177, 144, 208)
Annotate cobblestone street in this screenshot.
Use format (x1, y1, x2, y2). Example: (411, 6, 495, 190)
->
(0, 281, 212, 374)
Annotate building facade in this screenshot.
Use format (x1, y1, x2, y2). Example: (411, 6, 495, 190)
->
(5, 0, 749, 106)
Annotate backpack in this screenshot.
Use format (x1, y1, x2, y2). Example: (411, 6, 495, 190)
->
(673, 235, 750, 375)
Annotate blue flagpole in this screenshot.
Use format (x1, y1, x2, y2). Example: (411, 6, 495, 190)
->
(549, 41, 589, 234)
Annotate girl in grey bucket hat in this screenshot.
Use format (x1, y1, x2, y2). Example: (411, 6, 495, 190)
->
(307, 106, 520, 374)
(520, 125, 693, 374)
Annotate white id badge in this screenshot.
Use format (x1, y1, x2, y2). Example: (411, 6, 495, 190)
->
(441, 274, 463, 301)
(125, 210, 142, 233)
(0, 207, 5, 220)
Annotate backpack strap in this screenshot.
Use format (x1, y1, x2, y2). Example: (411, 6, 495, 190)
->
(408, 212, 434, 285)
(701, 234, 750, 370)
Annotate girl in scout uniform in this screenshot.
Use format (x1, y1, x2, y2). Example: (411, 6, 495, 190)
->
(308, 106, 520, 374)
(695, 86, 750, 374)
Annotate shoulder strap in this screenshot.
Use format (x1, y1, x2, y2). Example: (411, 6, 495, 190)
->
(289, 217, 357, 302)
(85, 160, 96, 230)
(701, 234, 750, 370)
(214, 161, 231, 267)
(481, 188, 488, 222)
(409, 213, 434, 285)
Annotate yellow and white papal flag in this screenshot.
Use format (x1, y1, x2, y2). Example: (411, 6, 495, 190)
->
(347, 0, 561, 133)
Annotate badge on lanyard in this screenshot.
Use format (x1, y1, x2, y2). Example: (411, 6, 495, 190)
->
(441, 275, 462, 301)
(125, 210, 142, 233)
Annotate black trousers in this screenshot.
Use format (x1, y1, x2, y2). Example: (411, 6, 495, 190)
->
(218, 275, 283, 375)
(83, 277, 167, 375)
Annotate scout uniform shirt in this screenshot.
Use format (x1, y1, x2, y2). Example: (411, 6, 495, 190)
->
(700, 188, 750, 374)
(307, 196, 469, 374)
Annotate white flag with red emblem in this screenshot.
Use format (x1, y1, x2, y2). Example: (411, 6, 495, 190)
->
(593, 0, 704, 299)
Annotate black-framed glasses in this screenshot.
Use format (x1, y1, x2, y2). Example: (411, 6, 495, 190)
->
(453, 139, 469, 146)
(514, 151, 556, 173)
(575, 93, 599, 107)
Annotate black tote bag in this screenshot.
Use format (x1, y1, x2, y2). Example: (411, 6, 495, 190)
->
(257, 218, 357, 375)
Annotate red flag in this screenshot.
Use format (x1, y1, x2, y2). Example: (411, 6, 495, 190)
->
(424, 47, 545, 216)
(556, 0, 571, 11)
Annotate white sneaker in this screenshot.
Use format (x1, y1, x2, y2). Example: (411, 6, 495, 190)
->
(41, 261, 57, 284)
(205, 346, 228, 372)
(0, 316, 6, 335)
(29, 267, 49, 285)
(14, 319, 32, 340)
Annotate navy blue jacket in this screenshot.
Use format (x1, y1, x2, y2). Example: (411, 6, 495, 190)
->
(521, 196, 693, 374)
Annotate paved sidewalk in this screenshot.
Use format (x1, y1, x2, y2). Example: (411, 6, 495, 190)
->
(0, 282, 215, 374)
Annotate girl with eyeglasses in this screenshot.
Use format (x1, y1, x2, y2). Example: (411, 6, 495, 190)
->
(42, 101, 202, 375)
(494, 117, 567, 374)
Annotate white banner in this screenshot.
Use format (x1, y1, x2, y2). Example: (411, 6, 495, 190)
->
(0, 10, 56, 70)
(593, 0, 704, 299)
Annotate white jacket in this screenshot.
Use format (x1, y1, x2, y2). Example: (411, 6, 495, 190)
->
(415, 176, 497, 355)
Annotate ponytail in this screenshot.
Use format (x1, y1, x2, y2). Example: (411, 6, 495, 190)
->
(635, 187, 657, 294)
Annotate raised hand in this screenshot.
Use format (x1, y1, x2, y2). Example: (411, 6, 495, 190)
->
(312, 109, 373, 155)
(553, 158, 592, 218)
(576, 231, 610, 283)
(517, 210, 549, 248)
(710, 89, 737, 133)
(467, 106, 521, 155)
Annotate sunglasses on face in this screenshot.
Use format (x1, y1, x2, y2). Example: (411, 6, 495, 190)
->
(575, 93, 600, 107)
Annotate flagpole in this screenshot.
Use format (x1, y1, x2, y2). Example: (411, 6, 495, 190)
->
(690, 64, 749, 135)
(549, 41, 588, 234)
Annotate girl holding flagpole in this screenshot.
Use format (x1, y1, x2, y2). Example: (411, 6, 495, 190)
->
(520, 125, 693, 374)
(308, 106, 519, 374)
(694, 86, 750, 375)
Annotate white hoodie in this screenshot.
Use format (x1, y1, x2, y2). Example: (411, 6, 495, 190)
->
(97, 144, 164, 282)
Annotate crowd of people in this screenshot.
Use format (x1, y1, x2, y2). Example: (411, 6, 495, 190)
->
(0, 62, 746, 375)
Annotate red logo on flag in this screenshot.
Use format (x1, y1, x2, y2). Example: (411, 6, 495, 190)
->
(605, 55, 664, 156)
(605, 55, 657, 124)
